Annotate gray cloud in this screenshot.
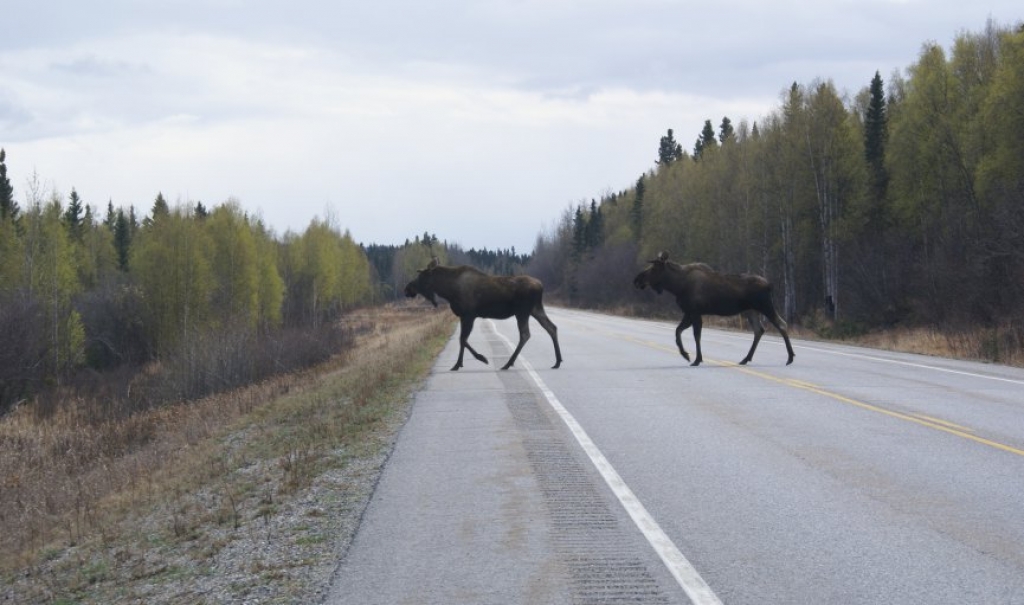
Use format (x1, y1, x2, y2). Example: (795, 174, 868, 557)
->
(2, 1, 1021, 251)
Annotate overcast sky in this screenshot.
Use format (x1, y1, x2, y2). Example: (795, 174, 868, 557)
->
(1, 1, 1020, 253)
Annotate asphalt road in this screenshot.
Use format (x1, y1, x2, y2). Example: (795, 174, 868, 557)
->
(326, 308, 1024, 605)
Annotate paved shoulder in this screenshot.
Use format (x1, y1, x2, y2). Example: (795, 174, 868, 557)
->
(325, 322, 686, 605)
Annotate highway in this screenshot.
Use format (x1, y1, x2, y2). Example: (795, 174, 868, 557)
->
(326, 308, 1024, 604)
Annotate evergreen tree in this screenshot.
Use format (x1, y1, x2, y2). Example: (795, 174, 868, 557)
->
(718, 116, 735, 144)
(148, 192, 169, 226)
(105, 200, 117, 231)
(194, 201, 208, 219)
(64, 188, 84, 241)
(587, 199, 604, 248)
(701, 120, 717, 148)
(631, 175, 645, 241)
(0, 148, 17, 221)
(693, 120, 717, 160)
(114, 209, 132, 271)
(864, 71, 889, 202)
(571, 205, 586, 259)
(657, 129, 683, 165)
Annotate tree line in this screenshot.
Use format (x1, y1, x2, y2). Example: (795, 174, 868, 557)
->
(0, 166, 379, 413)
(530, 21, 1024, 353)
(365, 232, 530, 301)
(0, 158, 530, 413)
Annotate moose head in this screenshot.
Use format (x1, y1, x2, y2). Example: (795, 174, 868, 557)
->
(632, 251, 670, 294)
(404, 257, 441, 307)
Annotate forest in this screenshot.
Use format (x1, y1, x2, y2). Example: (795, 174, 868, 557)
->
(529, 21, 1024, 359)
(0, 156, 527, 414)
(2, 21, 1023, 415)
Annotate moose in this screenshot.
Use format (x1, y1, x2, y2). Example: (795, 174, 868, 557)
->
(633, 252, 795, 366)
(404, 258, 562, 371)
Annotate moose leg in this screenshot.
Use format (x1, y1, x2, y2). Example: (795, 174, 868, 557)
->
(502, 314, 531, 370)
(674, 314, 693, 362)
(452, 316, 489, 371)
(765, 312, 796, 365)
(739, 311, 765, 365)
(530, 306, 562, 369)
(690, 315, 704, 366)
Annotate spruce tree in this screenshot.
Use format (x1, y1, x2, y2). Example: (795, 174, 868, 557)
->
(657, 129, 683, 165)
(631, 175, 645, 241)
(64, 188, 84, 241)
(0, 148, 18, 221)
(114, 209, 132, 271)
(718, 116, 734, 144)
(864, 71, 889, 202)
(694, 120, 718, 160)
(105, 200, 117, 231)
(587, 199, 604, 249)
(152, 193, 169, 219)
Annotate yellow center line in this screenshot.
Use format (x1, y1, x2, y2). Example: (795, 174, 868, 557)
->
(721, 362, 1024, 458)
(910, 413, 975, 433)
(606, 327, 1024, 458)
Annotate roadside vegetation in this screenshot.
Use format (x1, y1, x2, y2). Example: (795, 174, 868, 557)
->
(1, 305, 452, 603)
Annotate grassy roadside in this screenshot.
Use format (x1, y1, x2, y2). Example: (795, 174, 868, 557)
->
(1, 305, 453, 604)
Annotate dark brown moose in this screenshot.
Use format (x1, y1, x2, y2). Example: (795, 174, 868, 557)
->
(405, 258, 562, 371)
(633, 252, 795, 366)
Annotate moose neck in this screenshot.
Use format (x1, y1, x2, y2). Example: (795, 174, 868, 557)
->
(427, 266, 464, 300)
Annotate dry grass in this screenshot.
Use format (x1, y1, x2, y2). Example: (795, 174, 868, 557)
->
(0, 304, 453, 602)
(847, 323, 1024, 367)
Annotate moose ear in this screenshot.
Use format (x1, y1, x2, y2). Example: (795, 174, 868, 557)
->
(427, 257, 439, 269)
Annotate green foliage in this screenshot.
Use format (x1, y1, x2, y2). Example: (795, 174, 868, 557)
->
(21, 197, 85, 380)
(864, 71, 889, 201)
(693, 119, 718, 160)
(278, 218, 373, 328)
(0, 148, 17, 222)
(535, 20, 1024, 331)
(631, 175, 645, 241)
(205, 201, 261, 329)
(657, 129, 683, 165)
(130, 203, 214, 355)
(718, 116, 734, 144)
(63, 188, 84, 242)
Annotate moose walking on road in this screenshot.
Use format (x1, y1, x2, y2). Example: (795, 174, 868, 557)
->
(405, 258, 563, 371)
(633, 252, 795, 366)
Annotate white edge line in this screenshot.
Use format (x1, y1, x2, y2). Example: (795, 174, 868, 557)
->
(488, 321, 723, 605)
(791, 343, 1024, 385)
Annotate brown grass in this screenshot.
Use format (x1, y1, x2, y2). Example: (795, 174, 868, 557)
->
(0, 304, 453, 602)
(846, 323, 1024, 367)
